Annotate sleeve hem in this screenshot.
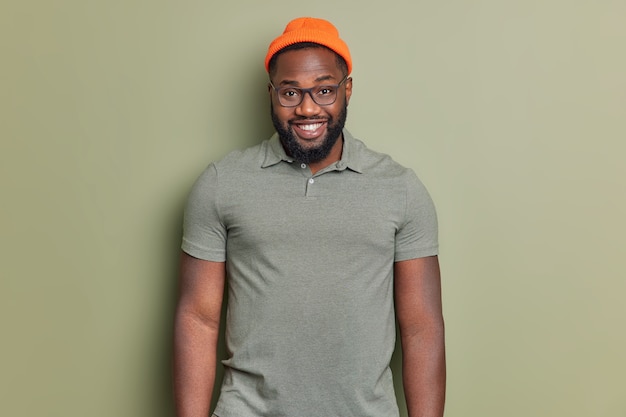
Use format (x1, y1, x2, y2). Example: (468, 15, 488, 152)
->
(394, 246, 439, 262)
(181, 240, 226, 262)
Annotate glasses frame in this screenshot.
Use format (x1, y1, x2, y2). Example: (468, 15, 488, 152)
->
(269, 75, 350, 108)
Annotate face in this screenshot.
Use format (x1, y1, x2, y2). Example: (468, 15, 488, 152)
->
(269, 47, 352, 164)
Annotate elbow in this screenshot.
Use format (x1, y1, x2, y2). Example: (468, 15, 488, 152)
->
(399, 315, 445, 344)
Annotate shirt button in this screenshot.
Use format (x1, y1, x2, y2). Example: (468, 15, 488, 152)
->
(308, 178, 314, 184)
(301, 163, 307, 169)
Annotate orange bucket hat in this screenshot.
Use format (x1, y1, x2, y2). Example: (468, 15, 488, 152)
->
(265, 17, 352, 74)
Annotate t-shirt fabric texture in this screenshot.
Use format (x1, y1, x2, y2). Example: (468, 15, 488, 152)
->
(182, 129, 438, 417)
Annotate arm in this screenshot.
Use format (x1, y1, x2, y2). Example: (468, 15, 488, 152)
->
(394, 256, 446, 417)
(173, 251, 226, 417)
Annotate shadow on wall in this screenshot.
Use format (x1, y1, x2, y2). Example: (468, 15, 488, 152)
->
(242, 69, 276, 148)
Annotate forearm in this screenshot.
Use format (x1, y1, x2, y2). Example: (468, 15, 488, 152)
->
(401, 323, 446, 417)
(173, 310, 220, 417)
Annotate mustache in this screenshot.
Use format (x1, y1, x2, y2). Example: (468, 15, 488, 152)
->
(288, 116, 328, 123)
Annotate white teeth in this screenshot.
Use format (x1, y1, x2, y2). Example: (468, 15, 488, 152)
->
(300, 123, 323, 131)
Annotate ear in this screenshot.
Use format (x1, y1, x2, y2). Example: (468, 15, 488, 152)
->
(344, 77, 353, 105)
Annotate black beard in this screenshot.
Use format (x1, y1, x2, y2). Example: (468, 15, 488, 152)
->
(271, 103, 348, 164)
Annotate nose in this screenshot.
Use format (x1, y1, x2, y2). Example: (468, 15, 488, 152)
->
(295, 91, 321, 117)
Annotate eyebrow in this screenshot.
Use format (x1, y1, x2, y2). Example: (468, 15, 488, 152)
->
(278, 75, 337, 86)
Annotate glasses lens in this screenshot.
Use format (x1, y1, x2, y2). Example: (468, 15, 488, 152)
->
(278, 88, 302, 106)
(313, 86, 337, 105)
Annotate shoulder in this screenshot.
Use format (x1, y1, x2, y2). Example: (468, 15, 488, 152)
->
(189, 140, 270, 194)
(346, 133, 434, 209)
(212, 140, 269, 173)
(348, 133, 418, 181)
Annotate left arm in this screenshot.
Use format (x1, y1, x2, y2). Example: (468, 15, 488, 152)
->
(394, 255, 446, 417)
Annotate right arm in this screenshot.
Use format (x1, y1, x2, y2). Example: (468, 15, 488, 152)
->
(173, 252, 226, 417)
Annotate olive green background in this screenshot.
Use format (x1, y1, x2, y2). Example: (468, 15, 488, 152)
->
(1, 1, 624, 416)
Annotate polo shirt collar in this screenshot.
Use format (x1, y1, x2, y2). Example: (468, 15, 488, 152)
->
(263, 133, 292, 167)
(262, 129, 363, 173)
(338, 129, 363, 173)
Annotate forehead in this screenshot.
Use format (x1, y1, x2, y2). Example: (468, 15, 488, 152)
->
(272, 47, 343, 85)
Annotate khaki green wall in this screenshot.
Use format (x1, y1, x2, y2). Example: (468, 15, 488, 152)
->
(2, 1, 624, 416)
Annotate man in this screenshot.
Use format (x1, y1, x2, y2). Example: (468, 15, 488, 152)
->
(174, 17, 445, 417)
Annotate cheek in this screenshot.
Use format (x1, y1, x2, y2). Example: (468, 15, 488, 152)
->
(273, 107, 295, 124)
(327, 104, 344, 120)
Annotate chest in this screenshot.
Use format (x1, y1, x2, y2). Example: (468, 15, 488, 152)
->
(219, 169, 406, 255)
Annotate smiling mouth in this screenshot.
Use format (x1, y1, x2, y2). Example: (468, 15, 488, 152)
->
(298, 122, 324, 131)
(291, 120, 327, 140)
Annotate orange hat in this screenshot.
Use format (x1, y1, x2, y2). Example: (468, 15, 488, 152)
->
(265, 17, 352, 74)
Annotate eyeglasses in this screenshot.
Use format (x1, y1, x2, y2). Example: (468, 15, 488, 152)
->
(270, 76, 349, 107)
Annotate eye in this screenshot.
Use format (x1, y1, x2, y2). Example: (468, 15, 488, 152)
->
(281, 88, 301, 98)
(317, 86, 336, 96)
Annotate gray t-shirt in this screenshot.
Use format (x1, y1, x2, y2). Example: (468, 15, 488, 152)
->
(182, 130, 438, 417)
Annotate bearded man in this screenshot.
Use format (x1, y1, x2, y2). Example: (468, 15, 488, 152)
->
(174, 17, 445, 417)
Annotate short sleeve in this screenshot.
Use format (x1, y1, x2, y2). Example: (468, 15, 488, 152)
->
(181, 163, 227, 261)
(394, 170, 439, 261)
